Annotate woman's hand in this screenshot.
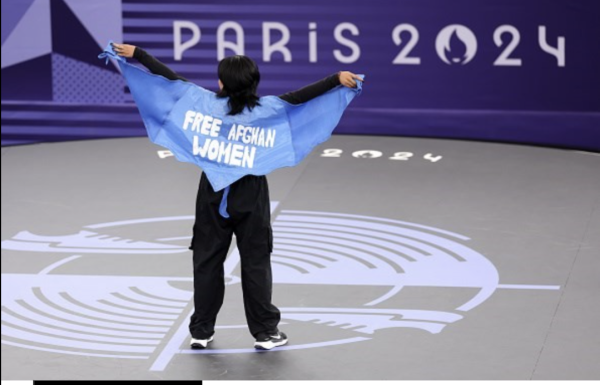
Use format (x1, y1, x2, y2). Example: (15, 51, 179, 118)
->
(112, 43, 136, 58)
(338, 71, 364, 88)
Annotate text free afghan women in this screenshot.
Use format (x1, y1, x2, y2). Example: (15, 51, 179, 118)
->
(183, 110, 277, 169)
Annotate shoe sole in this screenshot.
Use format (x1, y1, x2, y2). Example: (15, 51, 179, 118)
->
(190, 336, 214, 350)
(254, 339, 288, 350)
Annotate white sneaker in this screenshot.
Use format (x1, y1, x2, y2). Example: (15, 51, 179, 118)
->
(254, 332, 288, 350)
(190, 335, 214, 349)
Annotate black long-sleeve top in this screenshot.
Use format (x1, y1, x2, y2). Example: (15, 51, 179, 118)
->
(133, 47, 341, 105)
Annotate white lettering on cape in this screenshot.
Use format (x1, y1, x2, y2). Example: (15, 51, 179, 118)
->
(184, 110, 276, 169)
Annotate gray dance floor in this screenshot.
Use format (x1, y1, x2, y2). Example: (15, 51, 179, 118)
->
(1, 136, 599, 380)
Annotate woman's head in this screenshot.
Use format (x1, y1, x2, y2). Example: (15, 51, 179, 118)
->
(216, 55, 261, 115)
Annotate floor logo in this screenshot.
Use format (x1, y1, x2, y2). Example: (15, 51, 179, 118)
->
(1, 208, 559, 371)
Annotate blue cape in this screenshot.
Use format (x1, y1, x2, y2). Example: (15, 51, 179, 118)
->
(99, 42, 363, 216)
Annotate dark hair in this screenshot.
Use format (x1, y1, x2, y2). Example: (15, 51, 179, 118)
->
(216, 55, 261, 116)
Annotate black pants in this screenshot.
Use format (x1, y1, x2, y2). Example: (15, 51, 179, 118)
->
(189, 172, 281, 339)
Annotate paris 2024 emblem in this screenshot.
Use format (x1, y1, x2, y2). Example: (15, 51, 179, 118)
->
(1, 205, 559, 371)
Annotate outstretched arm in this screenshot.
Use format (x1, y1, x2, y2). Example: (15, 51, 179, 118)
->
(112, 43, 188, 82)
(279, 71, 363, 105)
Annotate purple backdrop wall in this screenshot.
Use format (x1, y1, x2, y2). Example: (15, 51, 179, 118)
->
(2, 0, 599, 150)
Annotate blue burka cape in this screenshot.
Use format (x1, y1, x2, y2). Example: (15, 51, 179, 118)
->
(99, 42, 363, 217)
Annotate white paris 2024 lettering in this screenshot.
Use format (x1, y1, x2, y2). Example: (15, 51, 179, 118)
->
(174, 22, 565, 67)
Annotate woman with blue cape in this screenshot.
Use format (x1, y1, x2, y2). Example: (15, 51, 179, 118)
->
(111, 42, 363, 350)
